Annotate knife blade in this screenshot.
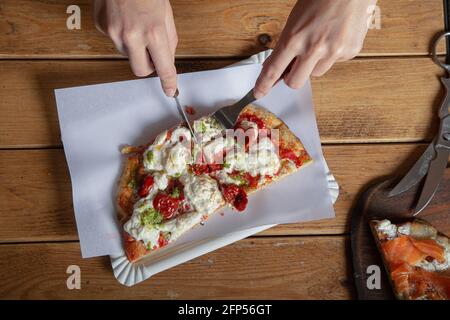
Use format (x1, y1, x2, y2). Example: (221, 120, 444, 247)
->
(414, 148, 450, 215)
(173, 89, 197, 144)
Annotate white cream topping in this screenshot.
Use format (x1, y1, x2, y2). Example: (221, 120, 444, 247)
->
(224, 136, 280, 178)
(143, 127, 192, 176)
(397, 223, 411, 235)
(202, 136, 226, 164)
(193, 117, 223, 143)
(153, 172, 168, 190)
(181, 174, 224, 214)
(377, 219, 397, 240)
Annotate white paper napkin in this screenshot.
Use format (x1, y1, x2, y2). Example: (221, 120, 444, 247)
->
(55, 63, 335, 258)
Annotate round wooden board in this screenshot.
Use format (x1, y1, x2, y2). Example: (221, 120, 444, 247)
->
(351, 168, 450, 300)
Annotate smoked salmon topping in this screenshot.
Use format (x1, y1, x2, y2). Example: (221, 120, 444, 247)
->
(381, 235, 445, 267)
(382, 235, 449, 299)
(390, 263, 450, 300)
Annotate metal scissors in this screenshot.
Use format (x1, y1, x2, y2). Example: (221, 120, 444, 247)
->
(388, 31, 450, 214)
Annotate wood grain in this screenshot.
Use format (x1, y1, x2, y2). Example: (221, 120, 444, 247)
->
(0, 144, 429, 242)
(0, 0, 444, 58)
(0, 236, 353, 299)
(0, 58, 444, 148)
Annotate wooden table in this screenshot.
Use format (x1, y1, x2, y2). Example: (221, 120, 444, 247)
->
(0, 0, 445, 299)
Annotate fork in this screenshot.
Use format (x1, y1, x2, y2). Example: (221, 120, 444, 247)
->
(211, 89, 257, 129)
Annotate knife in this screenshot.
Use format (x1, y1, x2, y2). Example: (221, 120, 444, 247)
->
(173, 89, 198, 144)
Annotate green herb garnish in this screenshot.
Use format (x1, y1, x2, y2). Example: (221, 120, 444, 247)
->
(127, 179, 137, 190)
(223, 162, 230, 169)
(232, 172, 248, 186)
(170, 186, 181, 198)
(145, 151, 154, 163)
(200, 122, 207, 133)
(140, 208, 163, 227)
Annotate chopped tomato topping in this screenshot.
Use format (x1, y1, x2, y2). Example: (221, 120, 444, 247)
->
(180, 202, 191, 214)
(158, 232, 169, 247)
(185, 106, 196, 115)
(166, 179, 185, 201)
(138, 175, 154, 198)
(221, 184, 248, 212)
(280, 148, 308, 167)
(166, 128, 173, 141)
(234, 189, 248, 211)
(221, 184, 240, 203)
(153, 192, 180, 220)
(241, 172, 260, 189)
(191, 163, 223, 175)
(236, 113, 265, 129)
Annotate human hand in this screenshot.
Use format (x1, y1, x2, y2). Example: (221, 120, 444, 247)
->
(93, 0, 178, 97)
(254, 0, 377, 98)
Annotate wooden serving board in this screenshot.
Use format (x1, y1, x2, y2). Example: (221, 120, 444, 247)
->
(351, 167, 450, 300)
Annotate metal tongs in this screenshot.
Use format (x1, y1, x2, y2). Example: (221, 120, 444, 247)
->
(388, 31, 450, 214)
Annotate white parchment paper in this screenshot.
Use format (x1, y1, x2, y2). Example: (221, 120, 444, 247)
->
(55, 63, 335, 258)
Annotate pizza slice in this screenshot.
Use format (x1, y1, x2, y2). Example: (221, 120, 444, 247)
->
(117, 104, 312, 263)
(371, 219, 450, 300)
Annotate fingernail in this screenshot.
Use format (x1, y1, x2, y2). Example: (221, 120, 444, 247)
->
(165, 88, 176, 97)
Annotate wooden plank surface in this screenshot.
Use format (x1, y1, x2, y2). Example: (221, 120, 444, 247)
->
(0, 0, 443, 302)
(0, 143, 427, 242)
(0, 0, 444, 58)
(0, 58, 443, 148)
(0, 236, 352, 299)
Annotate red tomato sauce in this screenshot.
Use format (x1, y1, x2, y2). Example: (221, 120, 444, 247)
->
(236, 113, 266, 130)
(279, 147, 309, 168)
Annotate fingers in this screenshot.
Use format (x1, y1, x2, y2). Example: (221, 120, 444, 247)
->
(127, 43, 154, 77)
(147, 30, 177, 97)
(165, 3, 178, 57)
(283, 53, 320, 90)
(311, 57, 335, 77)
(253, 48, 297, 99)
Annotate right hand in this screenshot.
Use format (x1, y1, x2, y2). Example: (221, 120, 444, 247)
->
(93, 0, 178, 97)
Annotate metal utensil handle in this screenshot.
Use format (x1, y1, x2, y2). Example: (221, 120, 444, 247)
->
(229, 89, 257, 112)
(432, 31, 450, 73)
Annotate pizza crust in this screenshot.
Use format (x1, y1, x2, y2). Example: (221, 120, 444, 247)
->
(117, 104, 312, 263)
(241, 104, 283, 129)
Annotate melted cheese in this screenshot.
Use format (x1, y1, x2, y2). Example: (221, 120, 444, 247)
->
(224, 136, 280, 177)
(143, 127, 192, 176)
(193, 117, 223, 143)
(181, 174, 224, 214)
